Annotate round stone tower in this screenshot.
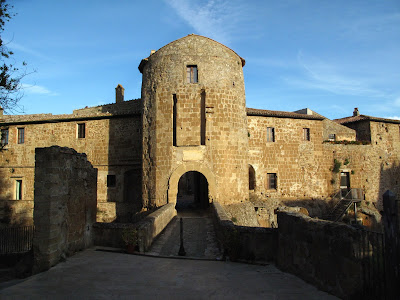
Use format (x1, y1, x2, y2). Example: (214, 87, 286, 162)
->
(139, 34, 248, 208)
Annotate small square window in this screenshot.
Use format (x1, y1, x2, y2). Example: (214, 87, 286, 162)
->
(107, 175, 116, 187)
(77, 123, 86, 139)
(328, 134, 336, 141)
(267, 173, 277, 190)
(1, 128, 9, 146)
(17, 128, 24, 144)
(186, 65, 198, 83)
(303, 128, 310, 141)
(267, 127, 275, 142)
(15, 179, 22, 200)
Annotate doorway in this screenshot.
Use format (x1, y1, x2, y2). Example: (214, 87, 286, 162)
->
(176, 171, 209, 211)
(340, 172, 350, 198)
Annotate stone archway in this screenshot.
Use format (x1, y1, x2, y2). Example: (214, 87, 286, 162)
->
(176, 171, 209, 210)
(168, 162, 216, 205)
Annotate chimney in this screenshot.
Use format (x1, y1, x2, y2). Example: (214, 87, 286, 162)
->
(353, 107, 360, 116)
(115, 84, 124, 103)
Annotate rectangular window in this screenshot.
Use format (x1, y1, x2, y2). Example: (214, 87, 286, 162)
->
(77, 123, 86, 139)
(267, 173, 277, 190)
(186, 65, 198, 83)
(17, 128, 24, 144)
(1, 128, 8, 146)
(107, 175, 116, 187)
(15, 180, 22, 200)
(303, 128, 310, 141)
(266, 127, 275, 142)
(328, 134, 336, 141)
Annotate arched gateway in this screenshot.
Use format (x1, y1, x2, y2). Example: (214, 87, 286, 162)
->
(167, 163, 216, 206)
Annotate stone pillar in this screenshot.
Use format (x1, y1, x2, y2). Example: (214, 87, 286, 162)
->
(33, 146, 97, 273)
(115, 84, 124, 103)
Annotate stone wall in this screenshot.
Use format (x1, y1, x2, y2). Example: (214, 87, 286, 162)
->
(277, 211, 363, 299)
(212, 202, 277, 261)
(0, 101, 142, 222)
(248, 116, 328, 199)
(140, 34, 248, 208)
(322, 119, 356, 141)
(33, 146, 97, 273)
(0, 200, 33, 226)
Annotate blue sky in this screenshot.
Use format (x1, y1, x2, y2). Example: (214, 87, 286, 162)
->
(3, 0, 400, 120)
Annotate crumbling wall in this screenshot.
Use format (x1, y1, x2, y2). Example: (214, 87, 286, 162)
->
(33, 146, 97, 273)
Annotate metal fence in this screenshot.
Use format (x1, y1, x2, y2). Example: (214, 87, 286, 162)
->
(357, 228, 386, 300)
(0, 225, 34, 254)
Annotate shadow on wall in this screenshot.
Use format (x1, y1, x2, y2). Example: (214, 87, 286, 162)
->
(378, 161, 400, 211)
(105, 105, 143, 223)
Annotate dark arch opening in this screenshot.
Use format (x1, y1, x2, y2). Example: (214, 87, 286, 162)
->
(249, 165, 256, 190)
(176, 171, 209, 211)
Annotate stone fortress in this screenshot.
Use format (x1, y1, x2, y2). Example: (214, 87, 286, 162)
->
(1, 34, 400, 226)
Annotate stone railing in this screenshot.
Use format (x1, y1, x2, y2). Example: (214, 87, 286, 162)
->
(93, 203, 177, 252)
(212, 201, 277, 262)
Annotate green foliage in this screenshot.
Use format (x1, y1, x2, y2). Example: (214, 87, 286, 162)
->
(344, 158, 350, 165)
(231, 216, 237, 223)
(351, 170, 355, 175)
(332, 159, 341, 173)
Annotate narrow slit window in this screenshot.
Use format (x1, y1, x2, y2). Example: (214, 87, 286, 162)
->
(200, 90, 206, 145)
(77, 123, 86, 139)
(17, 128, 24, 144)
(173, 94, 177, 146)
(186, 65, 198, 83)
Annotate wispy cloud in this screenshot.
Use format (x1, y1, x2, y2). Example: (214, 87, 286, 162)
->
(7, 42, 55, 62)
(164, 0, 247, 44)
(22, 84, 58, 96)
(284, 51, 387, 98)
(345, 13, 400, 39)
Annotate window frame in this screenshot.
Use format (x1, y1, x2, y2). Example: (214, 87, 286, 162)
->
(77, 123, 86, 139)
(186, 65, 198, 83)
(328, 133, 336, 141)
(267, 173, 277, 190)
(17, 127, 25, 144)
(266, 127, 275, 142)
(303, 128, 310, 141)
(1, 128, 9, 146)
(15, 179, 23, 200)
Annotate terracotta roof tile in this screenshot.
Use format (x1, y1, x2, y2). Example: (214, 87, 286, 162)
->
(334, 115, 400, 125)
(246, 108, 324, 120)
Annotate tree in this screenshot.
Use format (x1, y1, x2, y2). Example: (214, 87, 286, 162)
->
(0, 0, 27, 113)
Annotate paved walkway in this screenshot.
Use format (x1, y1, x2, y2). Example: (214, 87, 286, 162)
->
(0, 249, 338, 299)
(147, 210, 221, 259)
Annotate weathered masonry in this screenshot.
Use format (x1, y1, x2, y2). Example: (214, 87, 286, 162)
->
(1, 34, 400, 224)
